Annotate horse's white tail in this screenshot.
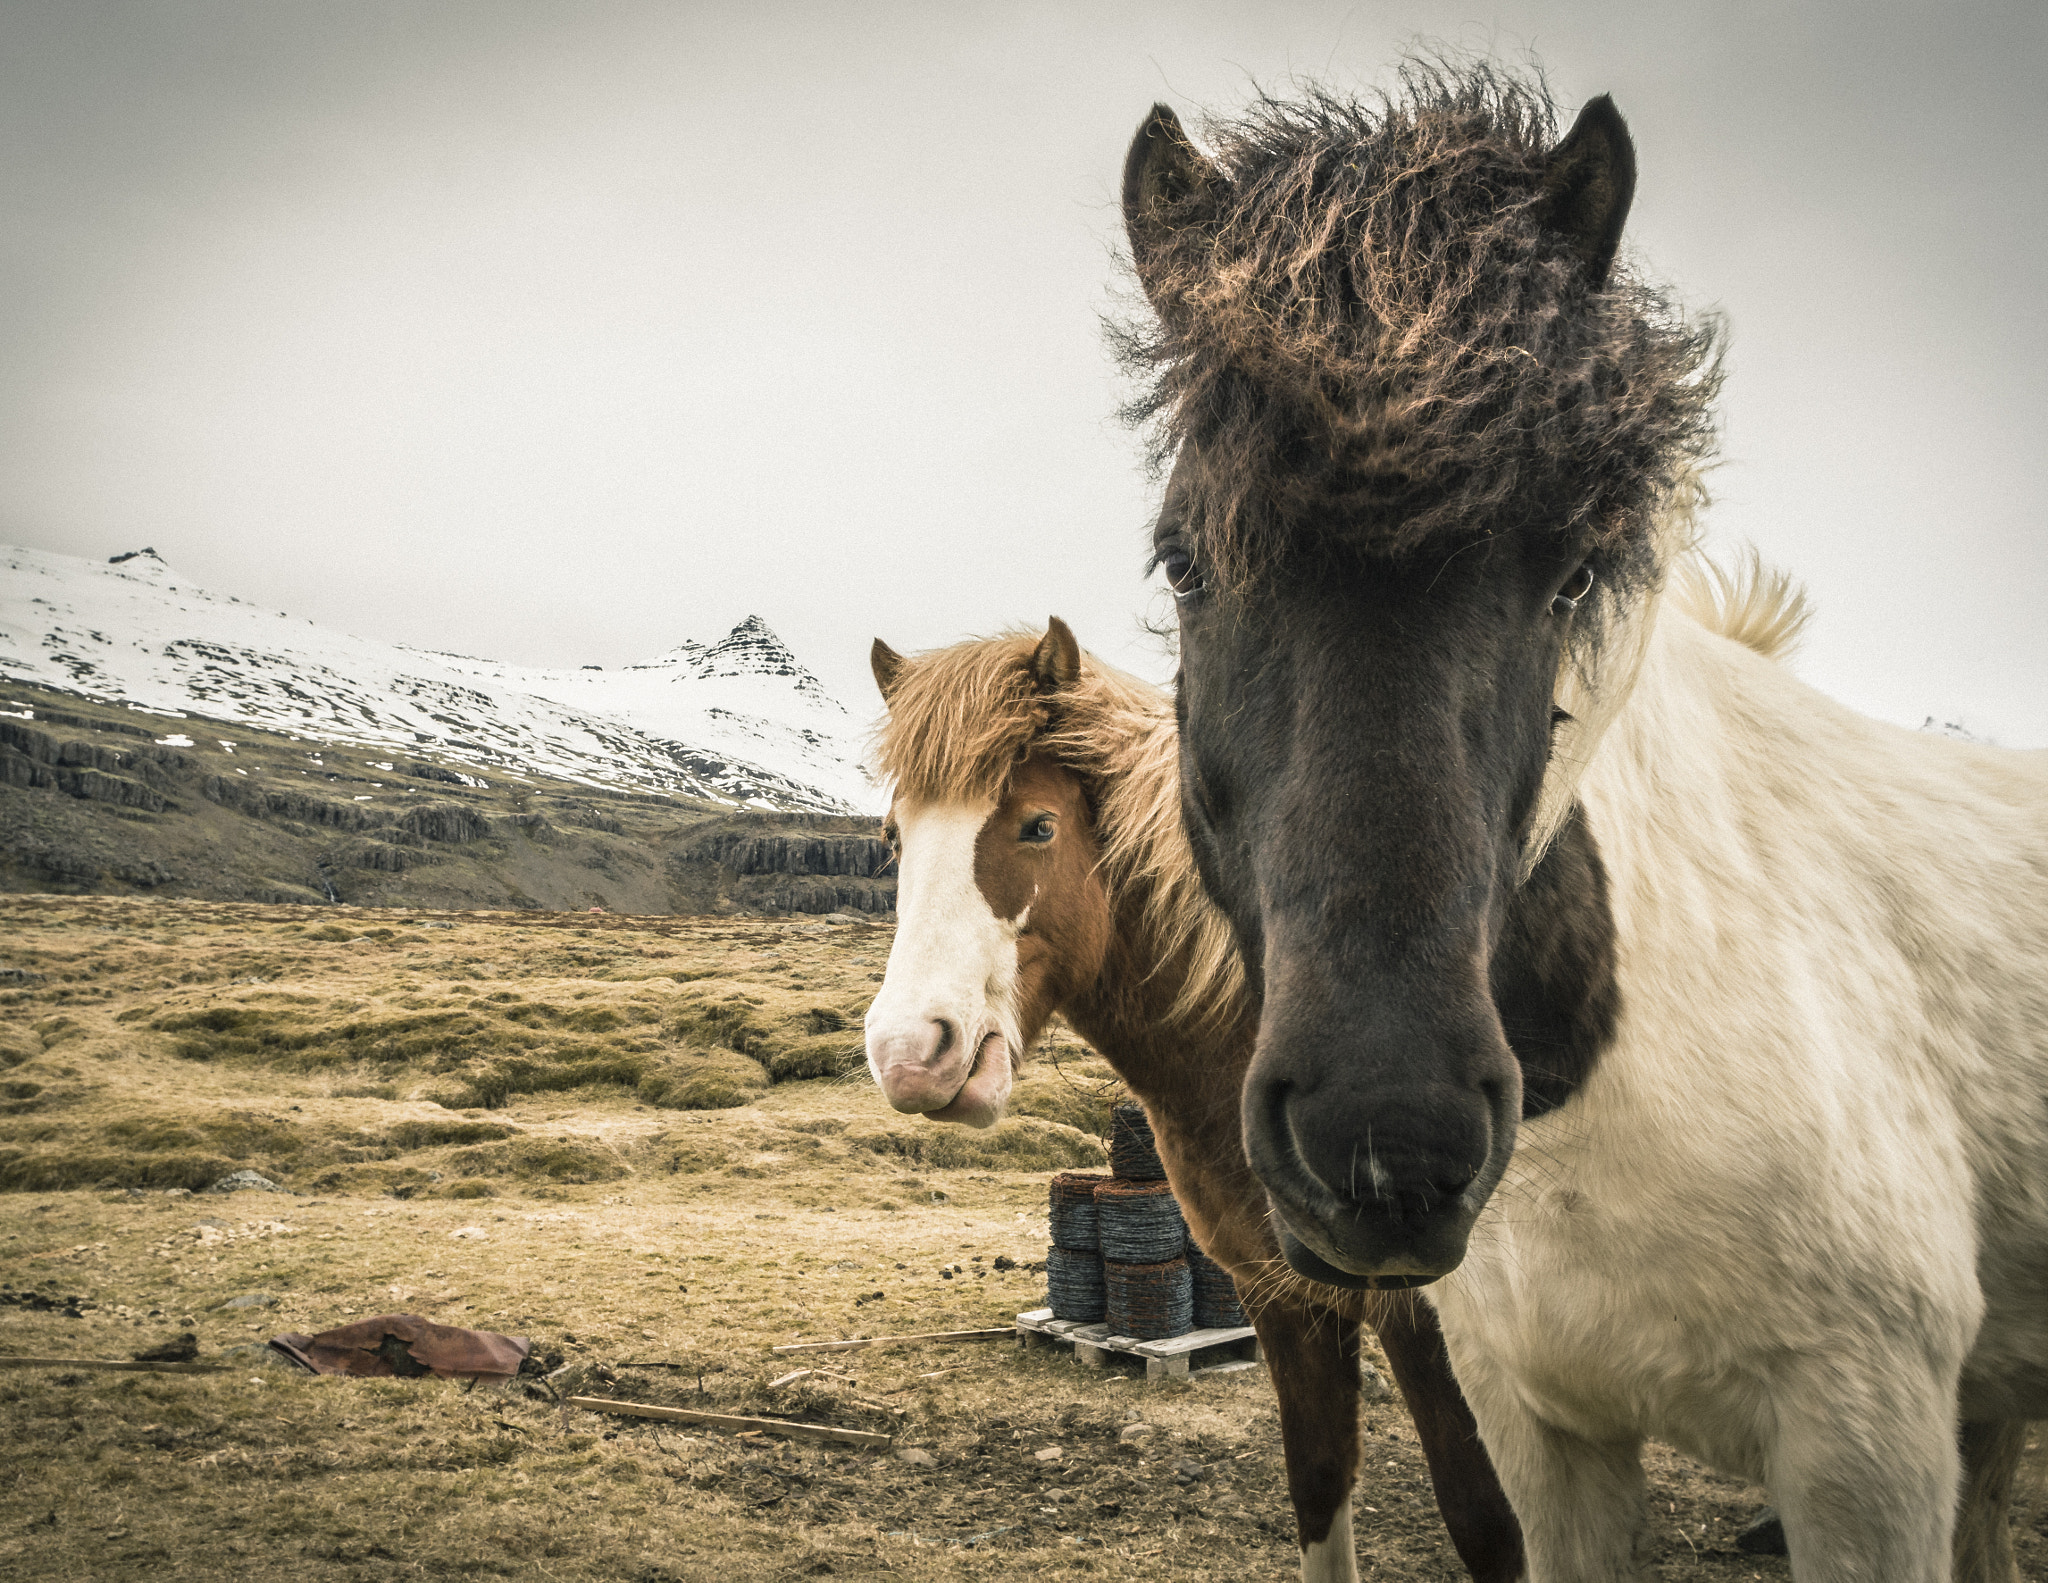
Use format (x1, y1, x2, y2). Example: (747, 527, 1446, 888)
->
(1670, 547, 1814, 663)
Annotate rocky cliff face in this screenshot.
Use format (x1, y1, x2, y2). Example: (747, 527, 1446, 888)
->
(672, 816, 896, 916)
(688, 829, 894, 879)
(0, 681, 892, 916)
(1, 719, 190, 813)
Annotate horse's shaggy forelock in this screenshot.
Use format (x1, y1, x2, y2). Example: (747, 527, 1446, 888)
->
(869, 632, 1052, 809)
(1116, 60, 1723, 583)
(870, 633, 1245, 1032)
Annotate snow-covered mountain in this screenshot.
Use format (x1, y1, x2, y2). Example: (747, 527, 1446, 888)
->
(0, 545, 873, 813)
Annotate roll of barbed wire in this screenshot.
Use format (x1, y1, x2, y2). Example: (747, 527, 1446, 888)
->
(1049, 1171, 1108, 1251)
(1096, 1178, 1188, 1264)
(1104, 1255, 1194, 1341)
(1109, 1101, 1167, 1180)
(1188, 1246, 1246, 1329)
(1046, 1246, 1107, 1322)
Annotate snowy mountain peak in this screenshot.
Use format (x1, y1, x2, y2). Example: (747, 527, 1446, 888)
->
(104, 547, 181, 584)
(623, 618, 838, 713)
(718, 613, 780, 648)
(0, 544, 873, 811)
(693, 615, 838, 710)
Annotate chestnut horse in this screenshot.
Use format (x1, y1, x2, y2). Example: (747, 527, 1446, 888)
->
(1118, 63, 2048, 1581)
(862, 617, 1520, 1581)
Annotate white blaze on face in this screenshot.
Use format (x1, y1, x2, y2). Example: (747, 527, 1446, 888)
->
(864, 797, 1024, 1129)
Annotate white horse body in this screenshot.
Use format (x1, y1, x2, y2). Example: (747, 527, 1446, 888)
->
(1432, 602, 2048, 1578)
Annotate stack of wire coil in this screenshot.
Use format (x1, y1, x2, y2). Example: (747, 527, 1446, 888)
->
(1188, 1245, 1246, 1329)
(1041, 1101, 1248, 1342)
(1097, 1177, 1194, 1339)
(1096, 1179, 1188, 1263)
(1104, 1254, 1194, 1340)
(1046, 1171, 1108, 1321)
(1109, 1101, 1167, 1180)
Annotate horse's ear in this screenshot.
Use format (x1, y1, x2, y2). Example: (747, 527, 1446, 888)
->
(871, 638, 905, 701)
(1541, 95, 1636, 290)
(1122, 104, 1228, 310)
(1032, 617, 1081, 695)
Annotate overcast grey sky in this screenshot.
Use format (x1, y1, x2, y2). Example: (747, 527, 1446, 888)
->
(1, 0, 2042, 743)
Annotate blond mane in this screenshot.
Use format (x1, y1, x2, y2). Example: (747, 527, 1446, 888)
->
(871, 632, 1245, 1031)
(1670, 548, 1814, 662)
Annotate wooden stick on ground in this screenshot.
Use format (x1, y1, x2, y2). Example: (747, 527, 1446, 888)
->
(769, 1327, 1014, 1356)
(766, 1366, 902, 1415)
(0, 1356, 231, 1375)
(564, 1396, 891, 1449)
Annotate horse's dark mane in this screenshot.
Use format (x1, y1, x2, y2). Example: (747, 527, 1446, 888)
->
(1115, 60, 1722, 583)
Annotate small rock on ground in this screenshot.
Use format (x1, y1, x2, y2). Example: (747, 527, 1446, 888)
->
(208, 1170, 284, 1194)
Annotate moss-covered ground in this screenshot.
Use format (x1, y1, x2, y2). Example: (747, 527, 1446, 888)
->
(0, 895, 2036, 1581)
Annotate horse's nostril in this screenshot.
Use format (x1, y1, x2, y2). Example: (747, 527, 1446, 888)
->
(932, 1019, 955, 1059)
(1380, 1170, 1478, 1227)
(1257, 1074, 1294, 1152)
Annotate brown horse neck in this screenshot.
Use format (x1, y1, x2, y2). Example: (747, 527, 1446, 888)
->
(1059, 885, 1252, 1104)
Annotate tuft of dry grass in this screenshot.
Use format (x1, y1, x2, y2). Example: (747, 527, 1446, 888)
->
(1, 895, 2036, 1581)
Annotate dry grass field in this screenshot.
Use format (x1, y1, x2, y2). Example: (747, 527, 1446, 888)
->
(0, 894, 2038, 1581)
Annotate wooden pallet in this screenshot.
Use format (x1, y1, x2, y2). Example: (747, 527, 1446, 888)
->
(1013, 1307, 1261, 1380)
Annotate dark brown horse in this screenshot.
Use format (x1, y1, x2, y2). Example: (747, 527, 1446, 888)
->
(1119, 63, 2048, 1581)
(861, 620, 1522, 1583)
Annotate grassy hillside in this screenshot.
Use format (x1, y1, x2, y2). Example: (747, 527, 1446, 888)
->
(0, 895, 1119, 1196)
(0, 679, 893, 915)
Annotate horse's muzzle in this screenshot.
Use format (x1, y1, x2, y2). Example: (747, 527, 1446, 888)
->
(866, 1021, 1012, 1129)
(868, 1018, 959, 1111)
(1242, 1063, 1507, 1285)
(1276, 1227, 1440, 1291)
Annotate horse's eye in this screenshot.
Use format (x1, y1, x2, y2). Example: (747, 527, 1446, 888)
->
(1552, 563, 1595, 615)
(1021, 815, 1056, 845)
(1158, 546, 1204, 600)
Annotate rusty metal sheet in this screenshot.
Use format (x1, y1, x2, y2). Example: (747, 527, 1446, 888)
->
(269, 1313, 530, 1381)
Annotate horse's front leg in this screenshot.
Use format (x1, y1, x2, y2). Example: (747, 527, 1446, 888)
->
(1425, 1325, 1648, 1582)
(1251, 1301, 1364, 1583)
(1764, 1360, 1961, 1583)
(1368, 1291, 1526, 1582)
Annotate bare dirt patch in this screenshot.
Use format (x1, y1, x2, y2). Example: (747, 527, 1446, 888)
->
(0, 896, 2038, 1580)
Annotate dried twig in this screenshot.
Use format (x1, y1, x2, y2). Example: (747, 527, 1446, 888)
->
(770, 1327, 1012, 1356)
(0, 1356, 230, 1375)
(564, 1395, 891, 1449)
